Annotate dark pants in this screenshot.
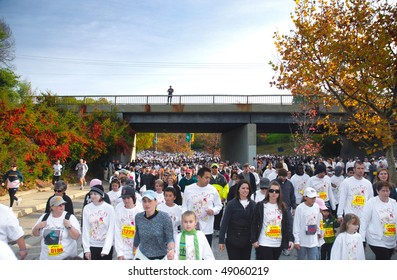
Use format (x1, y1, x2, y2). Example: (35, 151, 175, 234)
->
(52, 175, 61, 185)
(214, 208, 223, 230)
(8, 188, 19, 207)
(321, 243, 333, 260)
(226, 241, 252, 260)
(168, 95, 172, 103)
(255, 246, 282, 260)
(205, 234, 213, 247)
(85, 246, 113, 260)
(369, 245, 394, 260)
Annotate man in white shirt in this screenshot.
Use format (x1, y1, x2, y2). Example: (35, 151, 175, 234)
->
(337, 161, 374, 223)
(182, 166, 223, 246)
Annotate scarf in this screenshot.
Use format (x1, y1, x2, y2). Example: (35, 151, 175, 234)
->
(179, 229, 200, 260)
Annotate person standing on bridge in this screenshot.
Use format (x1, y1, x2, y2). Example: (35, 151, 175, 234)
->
(167, 85, 174, 104)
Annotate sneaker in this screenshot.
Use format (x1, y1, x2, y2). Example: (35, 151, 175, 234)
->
(79, 186, 84, 190)
(282, 249, 290, 256)
(16, 198, 22, 206)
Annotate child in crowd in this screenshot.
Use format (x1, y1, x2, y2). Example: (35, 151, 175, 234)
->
(315, 197, 339, 260)
(320, 203, 339, 260)
(154, 179, 165, 205)
(293, 187, 322, 260)
(158, 187, 181, 239)
(330, 213, 365, 260)
(107, 178, 122, 208)
(174, 211, 215, 260)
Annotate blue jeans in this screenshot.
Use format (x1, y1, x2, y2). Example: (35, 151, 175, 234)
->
(297, 246, 318, 260)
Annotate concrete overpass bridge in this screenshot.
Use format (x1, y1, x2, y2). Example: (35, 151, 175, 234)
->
(56, 94, 344, 164)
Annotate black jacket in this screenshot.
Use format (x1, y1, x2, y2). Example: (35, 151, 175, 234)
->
(219, 198, 256, 244)
(251, 200, 294, 250)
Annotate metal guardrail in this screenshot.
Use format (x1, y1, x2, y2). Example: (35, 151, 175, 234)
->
(40, 94, 295, 105)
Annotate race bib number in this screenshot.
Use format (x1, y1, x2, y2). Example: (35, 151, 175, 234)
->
(384, 224, 396, 237)
(318, 192, 327, 201)
(324, 228, 335, 238)
(305, 225, 317, 235)
(122, 225, 135, 238)
(265, 225, 281, 238)
(48, 244, 64, 256)
(352, 195, 365, 207)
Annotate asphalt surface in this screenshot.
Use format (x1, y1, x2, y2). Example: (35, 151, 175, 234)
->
(1, 183, 392, 260)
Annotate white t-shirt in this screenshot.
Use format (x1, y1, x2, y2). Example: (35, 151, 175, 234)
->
(174, 230, 215, 260)
(293, 203, 321, 248)
(114, 204, 143, 259)
(82, 202, 115, 255)
(251, 190, 266, 203)
(0, 204, 24, 243)
(307, 175, 336, 210)
(337, 176, 374, 218)
(107, 189, 122, 208)
(158, 203, 182, 238)
(290, 173, 310, 205)
(53, 163, 63, 176)
(258, 203, 283, 247)
(181, 183, 223, 234)
(33, 211, 81, 260)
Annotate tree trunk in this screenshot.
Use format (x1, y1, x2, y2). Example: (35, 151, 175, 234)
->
(386, 146, 397, 185)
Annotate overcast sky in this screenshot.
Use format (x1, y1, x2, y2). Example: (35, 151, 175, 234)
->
(1, 0, 296, 96)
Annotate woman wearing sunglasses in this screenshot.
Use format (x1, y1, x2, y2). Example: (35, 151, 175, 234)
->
(44, 180, 74, 215)
(251, 181, 294, 260)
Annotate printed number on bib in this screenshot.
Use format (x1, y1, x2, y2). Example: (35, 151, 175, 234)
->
(122, 225, 135, 238)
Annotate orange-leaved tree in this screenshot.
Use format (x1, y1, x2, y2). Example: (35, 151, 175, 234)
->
(271, 0, 397, 182)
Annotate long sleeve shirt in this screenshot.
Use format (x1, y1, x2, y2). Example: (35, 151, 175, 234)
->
(337, 176, 374, 219)
(293, 202, 321, 248)
(330, 232, 365, 260)
(360, 196, 397, 249)
(133, 211, 174, 258)
(82, 201, 115, 255)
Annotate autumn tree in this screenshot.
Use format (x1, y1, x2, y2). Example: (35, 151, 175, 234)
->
(136, 133, 155, 151)
(156, 133, 191, 153)
(291, 106, 322, 157)
(271, 0, 397, 182)
(0, 19, 15, 67)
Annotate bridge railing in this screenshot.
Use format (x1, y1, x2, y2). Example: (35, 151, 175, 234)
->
(43, 94, 295, 105)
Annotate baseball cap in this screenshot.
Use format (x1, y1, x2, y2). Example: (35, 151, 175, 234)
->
(50, 196, 67, 207)
(142, 190, 157, 200)
(259, 178, 270, 189)
(211, 163, 219, 168)
(119, 169, 130, 175)
(304, 187, 318, 198)
(120, 186, 135, 198)
(315, 197, 329, 210)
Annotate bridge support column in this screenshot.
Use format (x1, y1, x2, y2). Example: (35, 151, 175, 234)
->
(120, 133, 136, 164)
(221, 124, 257, 165)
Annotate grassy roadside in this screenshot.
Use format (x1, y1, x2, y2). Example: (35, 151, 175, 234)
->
(256, 142, 295, 155)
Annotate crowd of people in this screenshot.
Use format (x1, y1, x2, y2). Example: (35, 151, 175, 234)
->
(2, 151, 397, 260)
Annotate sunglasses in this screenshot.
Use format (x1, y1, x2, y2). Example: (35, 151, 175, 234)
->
(268, 189, 280, 194)
(54, 189, 63, 193)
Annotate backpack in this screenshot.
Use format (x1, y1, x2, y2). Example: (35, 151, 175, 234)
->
(42, 211, 72, 222)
